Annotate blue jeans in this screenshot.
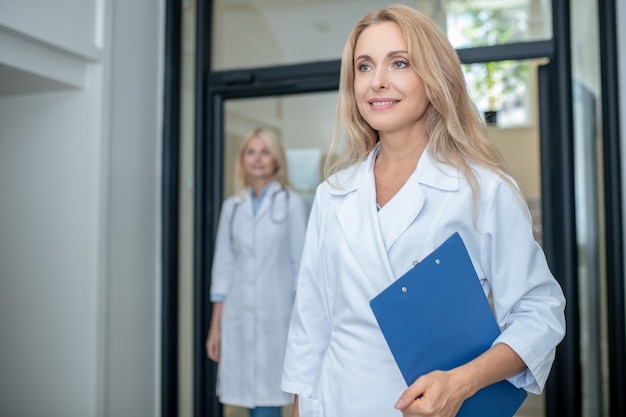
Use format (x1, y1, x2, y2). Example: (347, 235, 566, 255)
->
(248, 406, 282, 417)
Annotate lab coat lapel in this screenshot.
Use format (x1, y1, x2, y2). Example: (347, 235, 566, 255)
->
(335, 152, 396, 293)
(377, 175, 425, 252)
(377, 149, 459, 251)
(234, 190, 253, 221)
(253, 181, 281, 221)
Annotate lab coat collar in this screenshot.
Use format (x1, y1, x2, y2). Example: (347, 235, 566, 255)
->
(415, 149, 460, 192)
(235, 180, 283, 219)
(327, 142, 461, 195)
(253, 180, 283, 220)
(331, 142, 462, 291)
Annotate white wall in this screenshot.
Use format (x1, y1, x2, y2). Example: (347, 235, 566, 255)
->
(0, 1, 162, 416)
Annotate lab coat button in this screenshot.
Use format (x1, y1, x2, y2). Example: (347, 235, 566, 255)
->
(412, 260, 419, 266)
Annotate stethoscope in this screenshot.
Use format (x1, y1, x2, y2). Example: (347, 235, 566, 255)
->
(229, 186, 290, 248)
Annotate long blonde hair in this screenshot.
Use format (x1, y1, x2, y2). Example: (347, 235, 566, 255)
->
(326, 4, 511, 200)
(234, 127, 292, 193)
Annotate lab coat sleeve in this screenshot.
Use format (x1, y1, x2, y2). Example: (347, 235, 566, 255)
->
(210, 198, 236, 300)
(287, 191, 308, 292)
(282, 185, 332, 398)
(479, 180, 566, 394)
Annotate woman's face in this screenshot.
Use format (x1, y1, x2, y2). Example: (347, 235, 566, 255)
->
(353, 21, 429, 136)
(242, 136, 278, 182)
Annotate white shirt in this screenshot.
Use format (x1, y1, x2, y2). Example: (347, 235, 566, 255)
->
(281, 145, 566, 417)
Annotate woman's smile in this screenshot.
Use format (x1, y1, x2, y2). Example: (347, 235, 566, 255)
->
(368, 97, 401, 109)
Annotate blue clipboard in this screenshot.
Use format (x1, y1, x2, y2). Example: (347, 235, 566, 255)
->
(370, 232, 527, 417)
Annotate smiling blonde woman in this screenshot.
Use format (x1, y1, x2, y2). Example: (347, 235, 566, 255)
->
(281, 5, 566, 417)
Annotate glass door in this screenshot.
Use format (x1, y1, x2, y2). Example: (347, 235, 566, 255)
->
(219, 92, 338, 417)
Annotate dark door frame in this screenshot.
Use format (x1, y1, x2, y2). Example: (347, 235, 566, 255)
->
(598, 2, 626, 416)
(161, 0, 182, 416)
(157, 1, 626, 416)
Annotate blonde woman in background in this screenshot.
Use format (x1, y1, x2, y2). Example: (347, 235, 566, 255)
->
(281, 5, 565, 417)
(207, 128, 307, 417)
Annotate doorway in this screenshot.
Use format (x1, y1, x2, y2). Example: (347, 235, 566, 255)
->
(193, 54, 579, 417)
(184, 2, 587, 417)
(160, 1, 626, 416)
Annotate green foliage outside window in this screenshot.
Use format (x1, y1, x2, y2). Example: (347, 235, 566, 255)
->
(451, 7, 530, 115)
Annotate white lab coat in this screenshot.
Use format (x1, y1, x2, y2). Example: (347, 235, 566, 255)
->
(211, 181, 307, 407)
(281, 145, 566, 417)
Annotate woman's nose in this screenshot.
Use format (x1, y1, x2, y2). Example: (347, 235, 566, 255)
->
(372, 68, 388, 90)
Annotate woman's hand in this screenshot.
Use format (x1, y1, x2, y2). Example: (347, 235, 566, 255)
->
(292, 395, 299, 417)
(395, 343, 527, 416)
(205, 325, 221, 362)
(394, 369, 470, 417)
(205, 302, 223, 362)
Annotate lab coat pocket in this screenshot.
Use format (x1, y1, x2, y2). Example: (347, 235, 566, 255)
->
(298, 396, 321, 417)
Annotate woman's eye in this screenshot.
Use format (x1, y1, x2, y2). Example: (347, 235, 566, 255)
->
(393, 60, 408, 69)
(357, 63, 371, 72)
